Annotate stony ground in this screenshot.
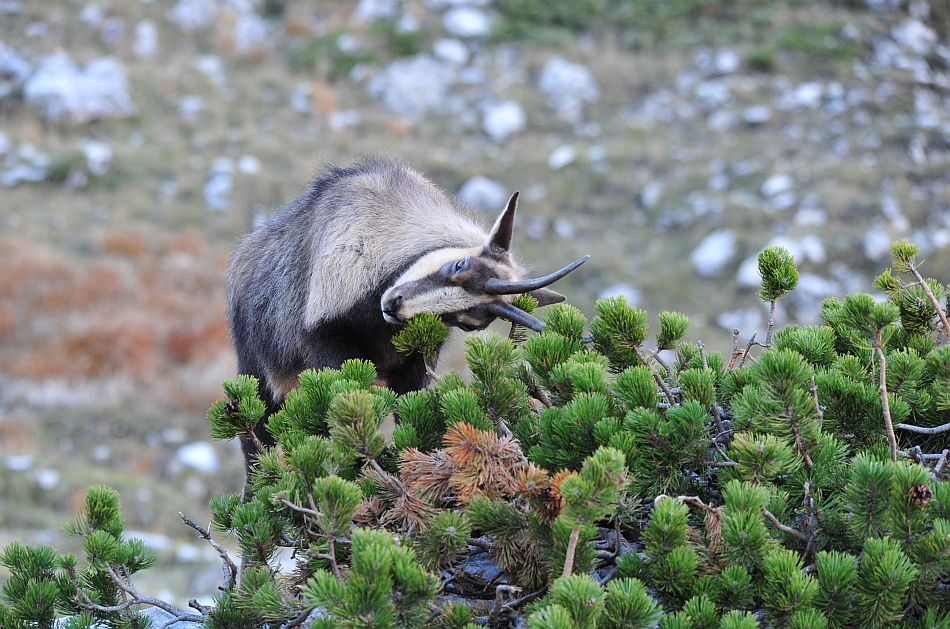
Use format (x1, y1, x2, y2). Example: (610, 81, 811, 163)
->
(0, 0, 948, 607)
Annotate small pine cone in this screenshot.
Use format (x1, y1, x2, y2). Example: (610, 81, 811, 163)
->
(225, 398, 240, 416)
(910, 483, 932, 506)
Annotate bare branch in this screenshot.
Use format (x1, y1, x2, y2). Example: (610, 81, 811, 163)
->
(738, 332, 758, 368)
(762, 507, 807, 542)
(104, 565, 204, 622)
(874, 335, 898, 462)
(180, 512, 237, 592)
(810, 376, 824, 428)
(637, 347, 676, 404)
(895, 421, 950, 435)
(766, 300, 777, 346)
(907, 260, 950, 338)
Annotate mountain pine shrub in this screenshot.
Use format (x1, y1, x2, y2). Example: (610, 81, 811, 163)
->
(2, 241, 948, 627)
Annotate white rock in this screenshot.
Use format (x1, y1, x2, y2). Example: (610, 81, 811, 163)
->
(168, 0, 216, 31)
(35, 468, 60, 490)
(717, 307, 764, 333)
(707, 109, 737, 131)
(736, 256, 760, 288)
(547, 145, 576, 170)
(796, 273, 838, 300)
(367, 55, 455, 121)
(694, 80, 730, 108)
(0, 43, 31, 99)
(482, 100, 525, 142)
(100, 17, 125, 49)
(798, 234, 826, 263)
(691, 229, 737, 277)
(768, 191, 798, 212)
(714, 49, 740, 74)
(92, 444, 110, 462)
(433, 38, 469, 65)
(355, 0, 398, 21)
(175, 543, 204, 562)
(82, 139, 112, 176)
(233, 11, 268, 53)
(0, 132, 9, 155)
(640, 181, 663, 209)
(862, 228, 892, 261)
(24, 52, 134, 122)
(458, 175, 507, 210)
(177, 94, 202, 121)
(538, 57, 599, 124)
(133, 20, 158, 58)
(742, 105, 772, 125)
(290, 82, 312, 113)
(176, 441, 219, 474)
(6, 454, 33, 471)
(442, 6, 491, 37)
(328, 109, 361, 130)
(237, 154, 261, 174)
(791, 82, 823, 109)
(126, 530, 173, 552)
(891, 18, 936, 55)
(599, 283, 641, 304)
(80, 3, 103, 25)
(762, 174, 794, 198)
(204, 159, 232, 212)
(195, 55, 224, 87)
(0, 164, 47, 187)
(794, 207, 827, 226)
(553, 217, 575, 238)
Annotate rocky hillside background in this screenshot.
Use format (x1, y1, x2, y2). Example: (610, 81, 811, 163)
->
(0, 0, 948, 607)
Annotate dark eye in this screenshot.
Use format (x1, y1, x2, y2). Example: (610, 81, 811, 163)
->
(454, 258, 469, 273)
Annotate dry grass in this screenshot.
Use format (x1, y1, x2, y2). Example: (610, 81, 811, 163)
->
(0, 233, 231, 403)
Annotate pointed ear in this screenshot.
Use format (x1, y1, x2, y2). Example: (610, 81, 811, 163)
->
(529, 287, 565, 307)
(487, 191, 519, 252)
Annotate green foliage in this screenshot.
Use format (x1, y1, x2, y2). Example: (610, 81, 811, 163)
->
(758, 246, 799, 302)
(301, 527, 440, 628)
(658, 311, 690, 350)
(855, 537, 918, 628)
(392, 312, 450, 365)
(206, 374, 266, 440)
(602, 578, 662, 629)
(5, 237, 950, 627)
(590, 296, 649, 371)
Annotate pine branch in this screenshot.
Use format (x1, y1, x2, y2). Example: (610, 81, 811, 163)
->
(809, 376, 824, 428)
(738, 332, 758, 368)
(761, 507, 807, 542)
(562, 527, 581, 578)
(935, 450, 949, 476)
(105, 564, 204, 622)
(637, 347, 675, 404)
(180, 512, 237, 592)
(766, 299, 777, 346)
(726, 328, 742, 370)
(906, 260, 950, 337)
(894, 421, 950, 434)
(874, 333, 898, 462)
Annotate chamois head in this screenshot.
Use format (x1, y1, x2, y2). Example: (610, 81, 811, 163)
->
(381, 192, 589, 332)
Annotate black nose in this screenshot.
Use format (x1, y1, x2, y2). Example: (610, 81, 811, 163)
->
(383, 294, 403, 315)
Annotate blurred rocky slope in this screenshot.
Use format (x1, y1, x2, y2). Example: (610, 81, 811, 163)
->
(0, 0, 948, 605)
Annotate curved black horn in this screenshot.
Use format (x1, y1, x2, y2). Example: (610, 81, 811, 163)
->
(483, 255, 590, 295)
(487, 301, 547, 332)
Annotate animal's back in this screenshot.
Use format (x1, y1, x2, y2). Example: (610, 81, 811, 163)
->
(226, 157, 487, 400)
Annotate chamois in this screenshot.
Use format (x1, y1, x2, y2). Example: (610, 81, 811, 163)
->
(227, 157, 588, 472)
